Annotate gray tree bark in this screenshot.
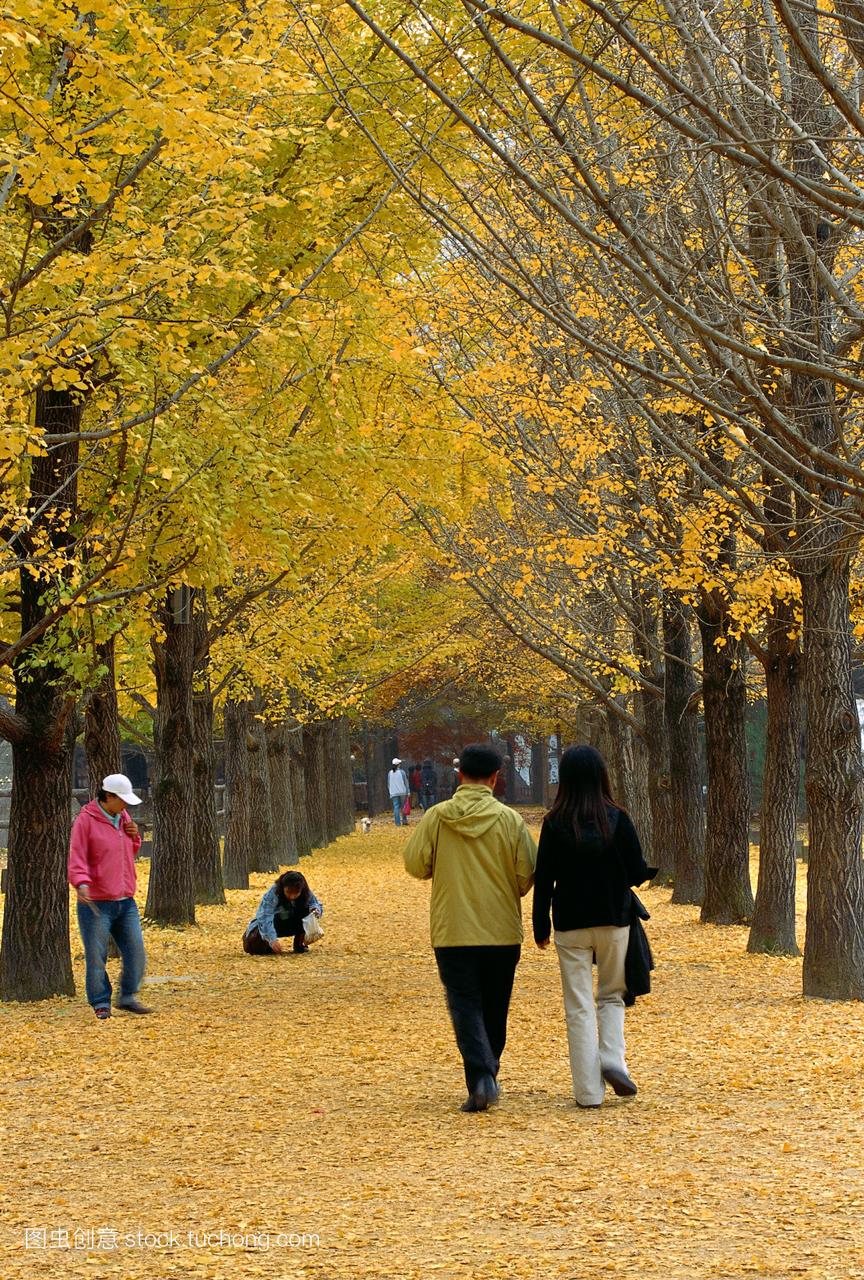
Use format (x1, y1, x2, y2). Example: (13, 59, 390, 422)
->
(0, 389, 81, 1000)
(84, 637, 122, 793)
(290, 733, 313, 858)
(303, 724, 327, 848)
(662, 597, 705, 905)
(748, 615, 802, 955)
(268, 720, 298, 867)
(247, 696, 277, 873)
(191, 595, 224, 904)
(698, 599, 754, 924)
(145, 590, 196, 926)
(222, 698, 252, 890)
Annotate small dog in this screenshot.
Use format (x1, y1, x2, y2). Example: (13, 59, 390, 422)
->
(360, 816, 372, 834)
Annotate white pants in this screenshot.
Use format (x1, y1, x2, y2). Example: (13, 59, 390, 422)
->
(554, 925, 630, 1106)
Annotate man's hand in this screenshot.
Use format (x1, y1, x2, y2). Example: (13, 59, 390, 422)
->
(124, 819, 139, 839)
(271, 939, 285, 954)
(536, 937, 551, 950)
(311, 907, 322, 918)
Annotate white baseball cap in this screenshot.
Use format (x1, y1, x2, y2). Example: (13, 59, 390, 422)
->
(392, 757, 402, 765)
(102, 773, 142, 806)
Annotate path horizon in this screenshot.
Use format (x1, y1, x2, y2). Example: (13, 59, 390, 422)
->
(2, 818, 862, 1280)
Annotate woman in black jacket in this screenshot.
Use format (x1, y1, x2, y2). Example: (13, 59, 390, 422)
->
(534, 745, 656, 1108)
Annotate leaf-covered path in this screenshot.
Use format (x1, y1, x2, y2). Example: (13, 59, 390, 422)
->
(2, 822, 863, 1280)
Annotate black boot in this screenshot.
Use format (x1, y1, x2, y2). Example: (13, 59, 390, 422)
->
(460, 1074, 499, 1112)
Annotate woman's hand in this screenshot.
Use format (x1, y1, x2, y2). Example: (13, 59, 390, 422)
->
(124, 819, 139, 839)
(312, 907, 322, 918)
(271, 939, 285, 954)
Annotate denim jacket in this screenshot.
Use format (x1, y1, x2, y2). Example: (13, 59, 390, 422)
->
(247, 885, 324, 946)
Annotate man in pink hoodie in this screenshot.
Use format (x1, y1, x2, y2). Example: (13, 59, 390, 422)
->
(68, 773, 150, 1019)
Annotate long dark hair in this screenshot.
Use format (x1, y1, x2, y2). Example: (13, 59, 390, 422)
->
(547, 745, 618, 841)
(274, 869, 312, 911)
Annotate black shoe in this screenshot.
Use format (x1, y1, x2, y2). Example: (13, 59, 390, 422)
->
(115, 997, 152, 1014)
(293, 942, 309, 954)
(602, 1067, 637, 1097)
(461, 1074, 499, 1112)
(479, 1074, 500, 1108)
(576, 1100, 602, 1109)
(94, 1006, 111, 1020)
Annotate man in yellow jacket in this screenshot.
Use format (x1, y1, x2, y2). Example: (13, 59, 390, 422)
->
(404, 743, 537, 1112)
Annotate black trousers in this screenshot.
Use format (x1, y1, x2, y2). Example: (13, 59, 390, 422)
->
(434, 945, 520, 1093)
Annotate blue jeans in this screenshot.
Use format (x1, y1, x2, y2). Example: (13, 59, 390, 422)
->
(392, 796, 407, 826)
(76, 898, 146, 1008)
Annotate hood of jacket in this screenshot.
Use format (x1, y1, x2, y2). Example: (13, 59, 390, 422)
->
(81, 799, 124, 825)
(436, 784, 503, 837)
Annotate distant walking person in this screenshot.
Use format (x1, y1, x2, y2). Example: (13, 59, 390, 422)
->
(388, 758, 410, 827)
(405, 743, 537, 1112)
(67, 774, 150, 1019)
(419, 758, 438, 810)
(533, 746, 657, 1108)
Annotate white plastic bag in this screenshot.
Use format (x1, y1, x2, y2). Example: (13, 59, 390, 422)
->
(302, 911, 324, 944)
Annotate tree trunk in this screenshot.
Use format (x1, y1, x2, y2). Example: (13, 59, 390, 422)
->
(222, 698, 252, 889)
(84, 637, 122, 793)
(586, 707, 619, 794)
(633, 580, 673, 878)
(0, 388, 81, 1001)
(606, 710, 652, 856)
(190, 594, 224, 905)
(1, 718, 77, 1001)
(303, 724, 327, 848)
(268, 721, 298, 867)
(247, 696, 277, 873)
(698, 605, 754, 924)
(366, 729, 396, 814)
(335, 717, 357, 835)
(786, 2, 864, 996)
(600, 708, 624, 798)
(290, 736, 313, 858)
(641, 690, 674, 882)
(145, 591, 196, 926)
(324, 717, 355, 838)
(662, 597, 705, 904)
(748, 631, 802, 955)
(191, 685, 224, 903)
(322, 719, 341, 844)
(800, 556, 864, 997)
(629, 728, 653, 862)
(362, 721, 375, 816)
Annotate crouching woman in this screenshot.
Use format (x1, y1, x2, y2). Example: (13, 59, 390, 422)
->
(243, 870, 323, 955)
